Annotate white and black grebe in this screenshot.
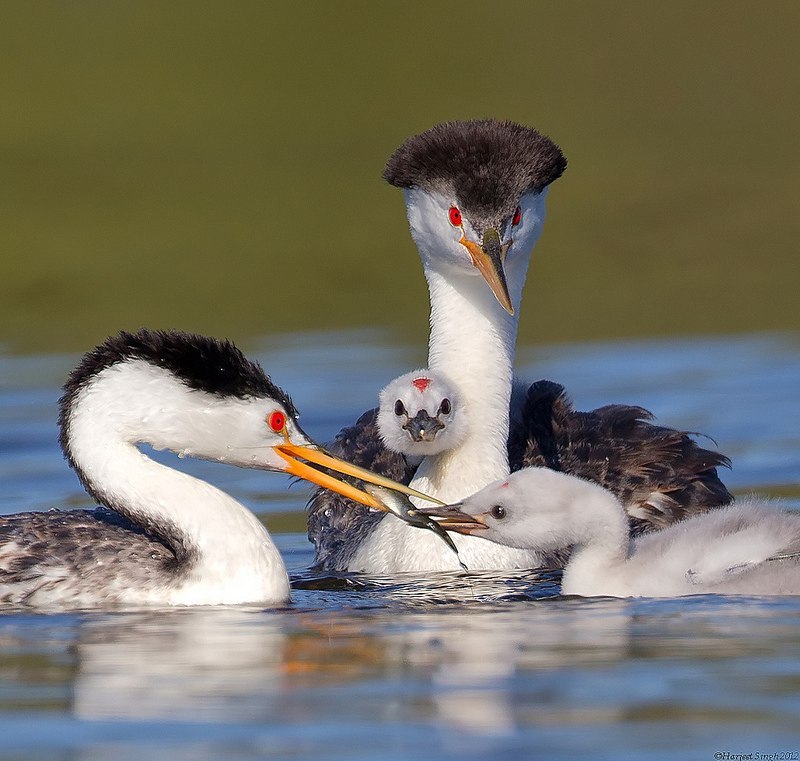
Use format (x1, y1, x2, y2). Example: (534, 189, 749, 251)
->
(309, 119, 732, 573)
(0, 329, 435, 609)
(425, 468, 800, 598)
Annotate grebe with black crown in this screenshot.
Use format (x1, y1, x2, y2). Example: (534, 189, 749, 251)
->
(0, 329, 437, 609)
(308, 119, 732, 573)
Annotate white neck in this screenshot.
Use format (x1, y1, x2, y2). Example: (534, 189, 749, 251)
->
(65, 365, 290, 605)
(409, 257, 527, 502)
(558, 484, 631, 597)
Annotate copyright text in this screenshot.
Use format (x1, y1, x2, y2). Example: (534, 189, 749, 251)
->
(714, 753, 799, 761)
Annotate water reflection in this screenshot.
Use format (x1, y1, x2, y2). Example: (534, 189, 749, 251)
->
(3, 593, 800, 759)
(71, 609, 288, 722)
(51, 600, 638, 732)
(379, 601, 634, 735)
(5, 596, 797, 732)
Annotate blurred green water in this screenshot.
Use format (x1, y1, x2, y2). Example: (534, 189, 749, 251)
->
(1, 1, 798, 354)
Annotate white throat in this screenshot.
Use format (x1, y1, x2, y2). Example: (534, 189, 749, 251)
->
(407, 185, 547, 502)
(411, 260, 526, 501)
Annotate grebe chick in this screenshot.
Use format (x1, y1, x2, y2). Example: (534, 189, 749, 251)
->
(377, 369, 467, 464)
(426, 468, 800, 598)
(0, 329, 433, 609)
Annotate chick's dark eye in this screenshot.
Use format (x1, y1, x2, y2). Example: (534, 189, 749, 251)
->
(490, 505, 506, 520)
(394, 400, 407, 416)
(438, 398, 451, 415)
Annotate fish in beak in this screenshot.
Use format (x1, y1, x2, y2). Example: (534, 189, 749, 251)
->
(418, 502, 489, 535)
(273, 442, 445, 511)
(362, 486, 460, 555)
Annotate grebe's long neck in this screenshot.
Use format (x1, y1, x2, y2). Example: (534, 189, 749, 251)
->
(558, 483, 631, 598)
(64, 366, 290, 605)
(410, 258, 527, 502)
(347, 254, 545, 572)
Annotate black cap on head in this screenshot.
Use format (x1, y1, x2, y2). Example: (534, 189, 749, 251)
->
(383, 119, 566, 222)
(60, 329, 297, 414)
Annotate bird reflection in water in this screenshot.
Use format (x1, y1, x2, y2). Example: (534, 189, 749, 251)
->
(64, 600, 633, 735)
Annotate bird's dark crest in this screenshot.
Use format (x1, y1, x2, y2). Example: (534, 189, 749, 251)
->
(60, 328, 296, 413)
(383, 119, 567, 221)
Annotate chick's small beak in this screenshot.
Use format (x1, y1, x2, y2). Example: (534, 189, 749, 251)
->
(404, 410, 445, 442)
(274, 443, 444, 509)
(459, 227, 514, 315)
(418, 503, 489, 535)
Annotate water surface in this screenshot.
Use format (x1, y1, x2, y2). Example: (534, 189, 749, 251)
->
(1, 331, 799, 760)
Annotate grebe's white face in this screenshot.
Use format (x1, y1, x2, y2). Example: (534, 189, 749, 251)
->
(166, 393, 311, 472)
(68, 359, 434, 511)
(75, 361, 306, 471)
(509, 190, 549, 265)
(402, 187, 549, 314)
(377, 369, 468, 457)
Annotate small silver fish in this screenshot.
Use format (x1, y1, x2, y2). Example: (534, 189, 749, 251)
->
(365, 485, 463, 558)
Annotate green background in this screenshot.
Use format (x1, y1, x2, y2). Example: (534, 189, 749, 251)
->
(2, 1, 798, 353)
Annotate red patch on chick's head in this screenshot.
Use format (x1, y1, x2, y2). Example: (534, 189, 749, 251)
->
(412, 377, 431, 392)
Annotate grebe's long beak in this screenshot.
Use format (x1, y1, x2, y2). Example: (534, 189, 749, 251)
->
(274, 443, 444, 510)
(459, 227, 514, 315)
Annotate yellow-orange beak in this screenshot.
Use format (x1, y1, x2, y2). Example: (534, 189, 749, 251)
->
(459, 227, 514, 315)
(274, 443, 444, 510)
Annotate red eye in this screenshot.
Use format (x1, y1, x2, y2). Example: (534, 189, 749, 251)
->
(448, 206, 462, 227)
(268, 411, 286, 433)
(512, 206, 522, 226)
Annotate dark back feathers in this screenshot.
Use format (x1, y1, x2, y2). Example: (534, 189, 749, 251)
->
(508, 380, 733, 534)
(306, 408, 414, 570)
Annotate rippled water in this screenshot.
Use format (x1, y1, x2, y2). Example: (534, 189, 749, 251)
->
(1, 331, 800, 760)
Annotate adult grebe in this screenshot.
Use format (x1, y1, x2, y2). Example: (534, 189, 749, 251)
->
(425, 468, 800, 598)
(309, 119, 731, 573)
(0, 329, 436, 608)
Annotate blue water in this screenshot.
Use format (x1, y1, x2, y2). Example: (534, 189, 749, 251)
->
(1, 331, 800, 760)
